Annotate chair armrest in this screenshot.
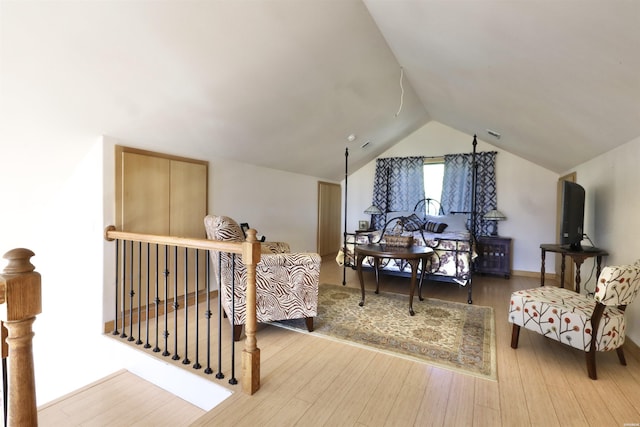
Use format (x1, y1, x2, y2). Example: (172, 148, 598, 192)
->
(261, 241, 290, 254)
(259, 252, 321, 267)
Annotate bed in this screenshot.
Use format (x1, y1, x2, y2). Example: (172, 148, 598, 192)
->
(339, 135, 481, 304)
(337, 198, 476, 303)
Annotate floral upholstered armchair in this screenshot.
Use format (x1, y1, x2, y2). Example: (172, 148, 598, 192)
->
(204, 215, 320, 341)
(509, 261, 640, 379)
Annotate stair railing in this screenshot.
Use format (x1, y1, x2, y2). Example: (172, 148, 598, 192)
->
(0, 248, 42, 427)
(104, 226, 261, 395)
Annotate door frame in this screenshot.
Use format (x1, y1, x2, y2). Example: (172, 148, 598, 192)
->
(316, 181, 342, 256)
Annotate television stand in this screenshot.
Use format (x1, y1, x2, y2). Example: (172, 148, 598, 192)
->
(540, 243, 608, 294)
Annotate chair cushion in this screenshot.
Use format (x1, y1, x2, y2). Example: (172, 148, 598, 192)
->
(509, 286, 626, 352)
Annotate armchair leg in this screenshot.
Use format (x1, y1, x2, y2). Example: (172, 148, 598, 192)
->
(586, 351, 597, 380)
(305, 317, 314, 333)
(616, 347, 627, 366)
(233, 324, 243, 342)
(510, 324, 520, 349)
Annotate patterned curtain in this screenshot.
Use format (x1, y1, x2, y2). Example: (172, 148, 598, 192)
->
(371, 157, 425, 229)
(442, 152, 497, 236)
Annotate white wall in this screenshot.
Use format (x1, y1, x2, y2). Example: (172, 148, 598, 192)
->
(572, 134, 640, 343)
(0, 136, 132, 405)
(344, 121, 558, 274)
(210, 159, 320, 253)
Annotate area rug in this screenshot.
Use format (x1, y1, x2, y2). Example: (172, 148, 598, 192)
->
(272, 284, 496, 380)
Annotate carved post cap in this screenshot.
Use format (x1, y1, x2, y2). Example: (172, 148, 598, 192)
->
(245, 228, 258, 243)
(2, 248, 36, 275)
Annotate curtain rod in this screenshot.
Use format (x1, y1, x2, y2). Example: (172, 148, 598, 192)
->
(379, 151, 497, 161)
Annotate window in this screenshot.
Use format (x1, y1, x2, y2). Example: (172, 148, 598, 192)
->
(423, 158, 444, 201)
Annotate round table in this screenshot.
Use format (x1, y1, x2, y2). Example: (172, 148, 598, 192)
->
(355, 243, 434, 316)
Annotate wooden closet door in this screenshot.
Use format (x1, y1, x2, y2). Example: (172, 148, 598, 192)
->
(116, 148, 208, 307)
(170, 159, 208, 295)
(169, 159, 207, 238)
(121, 152, 170, 234)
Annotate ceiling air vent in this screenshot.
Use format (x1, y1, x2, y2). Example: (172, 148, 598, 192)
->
(486, 129, 501, 139)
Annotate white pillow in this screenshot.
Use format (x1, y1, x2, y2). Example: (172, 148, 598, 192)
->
(424, 214, 444, 223)
(442, 214, 468, 232)
(425, 214, 468, 232)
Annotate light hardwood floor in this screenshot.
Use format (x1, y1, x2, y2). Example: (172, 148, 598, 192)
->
(37, 370, 205, 426)
(39, 256, 640, 426)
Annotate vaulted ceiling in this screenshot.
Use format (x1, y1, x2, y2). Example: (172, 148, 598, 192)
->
(1, 1, 639, 181)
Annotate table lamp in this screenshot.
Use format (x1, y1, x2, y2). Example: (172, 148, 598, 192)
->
(483, 209, 506, 236)
(364, 205, 383, 230)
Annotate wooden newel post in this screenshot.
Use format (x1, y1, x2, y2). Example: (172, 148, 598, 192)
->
(0, 248, 42, 426)
(241, 229, 261, 395)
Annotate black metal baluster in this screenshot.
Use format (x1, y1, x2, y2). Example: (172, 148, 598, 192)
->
(229, 254, 237, 385)
(172, 246, 180, 360)
(182, 247, 190, 365)
(216, 252, 224, 379)
(128, 240, 135, 342)
(162, 245, 170, 357)
(204, 250, 214, 375)
(113, 239, 120, 336)
(120, 241, 128, 339)
(193, 249, 201, 370)
(153, 244, 161, 353)
(136, 241, 143, 345)
(144, 242, 151, 349)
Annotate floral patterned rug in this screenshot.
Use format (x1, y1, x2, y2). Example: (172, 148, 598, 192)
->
(272, 284, 496, 380)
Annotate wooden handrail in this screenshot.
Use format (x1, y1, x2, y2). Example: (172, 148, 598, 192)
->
(0, 248, 41, 426)
(104, 225, 243, 254)
(104, 226, 262, 395)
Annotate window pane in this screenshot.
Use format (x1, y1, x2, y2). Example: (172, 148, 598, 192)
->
(423, 163, 444, 201)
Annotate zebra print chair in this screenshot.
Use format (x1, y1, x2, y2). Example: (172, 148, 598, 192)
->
(204, 215, 320, 341)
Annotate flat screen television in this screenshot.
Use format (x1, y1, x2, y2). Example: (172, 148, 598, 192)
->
(560, 181, 585, 250)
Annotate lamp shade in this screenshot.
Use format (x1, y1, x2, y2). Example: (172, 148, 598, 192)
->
(484, 209, 506, 221)
(364, 205, 383, 215)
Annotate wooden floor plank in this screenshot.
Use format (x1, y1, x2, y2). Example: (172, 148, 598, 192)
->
(293, 347, 378, 427)
(323, 352, 394, 426)
(515, 331, 561, 427)
(414, 368, 454, 427)
(356, 357, 412, 426)
(444, 374, 476, 427)
(38, 371, 204, 427)
(383, 363, 431, 427)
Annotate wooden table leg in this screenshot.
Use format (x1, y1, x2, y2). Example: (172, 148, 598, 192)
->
(408, 259, 420, 316)
(374, 257, 380, 294)
(357, 254, 366, 307)
(540, 248, 546, 286)
(574, 258, 585, 294)
(596, 255, 603, 280)
(560, 254, 566, 288)
(418, 258, 427, 301)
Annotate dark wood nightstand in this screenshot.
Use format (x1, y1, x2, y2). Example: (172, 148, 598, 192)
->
(475, 236, 512, 278)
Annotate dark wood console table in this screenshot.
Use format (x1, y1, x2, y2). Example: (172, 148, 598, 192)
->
(540, 244, 608, 294)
